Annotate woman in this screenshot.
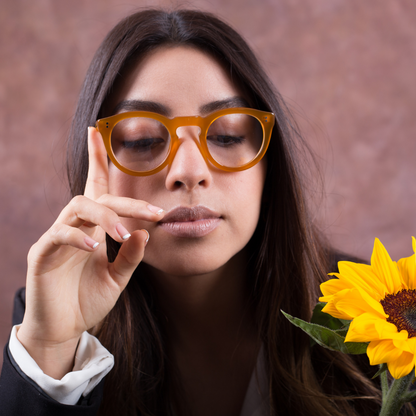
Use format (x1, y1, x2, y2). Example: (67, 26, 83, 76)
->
(0, 8, 387, 416)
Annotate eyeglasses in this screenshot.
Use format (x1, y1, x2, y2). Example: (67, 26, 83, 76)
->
(95, 107, 275, 176)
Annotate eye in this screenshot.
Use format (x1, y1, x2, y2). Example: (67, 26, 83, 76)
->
(207, 135, 245, 147)
(122, 137, 165, 152)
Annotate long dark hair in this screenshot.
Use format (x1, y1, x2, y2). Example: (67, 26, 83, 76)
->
(67, 8, 384, 416)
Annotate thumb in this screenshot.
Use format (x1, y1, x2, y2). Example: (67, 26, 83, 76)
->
(109, 230, 149, 288)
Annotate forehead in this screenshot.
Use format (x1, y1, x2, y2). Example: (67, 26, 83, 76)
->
(110, 45, 244, 116)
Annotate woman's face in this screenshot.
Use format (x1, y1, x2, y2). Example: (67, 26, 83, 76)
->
(108, 46, 266, 276)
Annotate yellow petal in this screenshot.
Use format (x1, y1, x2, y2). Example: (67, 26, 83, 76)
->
(346, 314, 383, 342)
(367, 339, 402, 365)
(320, 278, 353, 297)
(321, 300, 355, 320)
(336, 300, 367, 318)
(319, 287, 353, 305)
(337, 261, 385, 299)
(374, 318, 408, 340)
(393, 337, 416, 354)
(398, 254, 416, 290)
(335, 288, 385, 319)
(371, 239, 402, 294)
(354, 287, 387, 318)
(346, 313, 408, 343)
(323, 286, 386, 320)
(413, 236, 416, 254)
(387, 351, 415, 379)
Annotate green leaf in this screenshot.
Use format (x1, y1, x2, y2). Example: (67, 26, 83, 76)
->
(334, 328, 349, 337)
(311, 302, 351, 330)
(343, 341, 370, 355)
(282, 310, 368, 355)
(372, 363, 388, 379)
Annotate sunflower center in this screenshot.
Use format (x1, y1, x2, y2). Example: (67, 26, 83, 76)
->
(380, 289, 416, 338)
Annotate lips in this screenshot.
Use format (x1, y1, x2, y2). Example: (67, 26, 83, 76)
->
(160, 206, 221, 223)
(158, 205, 221, 238)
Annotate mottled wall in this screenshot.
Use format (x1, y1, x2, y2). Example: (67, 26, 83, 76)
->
(1, 0, 415, 367)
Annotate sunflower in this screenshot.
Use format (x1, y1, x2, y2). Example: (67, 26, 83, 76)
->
(319, 237, 416, 379)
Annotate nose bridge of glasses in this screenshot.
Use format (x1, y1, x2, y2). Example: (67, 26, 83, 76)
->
(171, 126, 203, 166)
(175, 125, 202, 148)
(176, 122, 201, 133)
(171, 115, 203, 137)
(166, 123, 207, 168)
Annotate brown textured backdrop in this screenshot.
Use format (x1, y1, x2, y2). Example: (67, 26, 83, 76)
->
(1, 0, 416, 368)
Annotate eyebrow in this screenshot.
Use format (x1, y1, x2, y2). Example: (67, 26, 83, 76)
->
(199, 96, 250, 115)
(112, 100, 172, 116)
(112, 96, 250, 118)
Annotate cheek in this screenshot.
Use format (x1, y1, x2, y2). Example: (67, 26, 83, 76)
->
(108, 166, 160, 200)
(227, 164, 266, 235)
(107, 166, 166, 235)
(108, 165, 131, 197)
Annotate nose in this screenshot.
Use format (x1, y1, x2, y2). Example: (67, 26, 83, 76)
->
(165, 126, 212, 191)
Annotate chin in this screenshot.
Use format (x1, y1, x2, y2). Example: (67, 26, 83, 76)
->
(140, 231, 251, 279)
(146, 261, 223, 277)
(142, 253, 229, 278)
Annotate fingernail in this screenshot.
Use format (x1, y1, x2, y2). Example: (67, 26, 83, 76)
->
(142, 229, 150, 246)
(88, 126, 98, 137)
(116, 223, 131, 240)
(147, 204, 164, 215)
(85, 236, 99, 249)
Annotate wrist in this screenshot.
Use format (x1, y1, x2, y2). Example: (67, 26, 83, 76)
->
(16, 325, 80, 379)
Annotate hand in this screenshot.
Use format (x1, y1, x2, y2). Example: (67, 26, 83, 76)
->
(17, 127, 164, 379)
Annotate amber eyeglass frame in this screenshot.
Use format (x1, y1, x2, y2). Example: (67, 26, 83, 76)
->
(95, 107, 275, 176)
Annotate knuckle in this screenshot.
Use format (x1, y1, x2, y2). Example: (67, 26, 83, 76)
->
(69, 195, 86, 209)
(63, 226, 75, 241)
(49, 223, 80, 246)
(88, 175, 108, 189)
(127, 197, 139, 213)
(96, 193, 110, 205)
(94, 199, 116, 221)
(49, 223, 63, 241)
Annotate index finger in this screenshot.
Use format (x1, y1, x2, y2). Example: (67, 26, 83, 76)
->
(84, 127, 109, 200)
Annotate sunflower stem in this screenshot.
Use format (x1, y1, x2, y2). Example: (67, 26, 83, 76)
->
(379, 371, 414, 416)
(380, 367, 389, 401)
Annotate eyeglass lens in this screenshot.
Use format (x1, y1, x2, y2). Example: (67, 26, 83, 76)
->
(110, 113, 264, 172)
